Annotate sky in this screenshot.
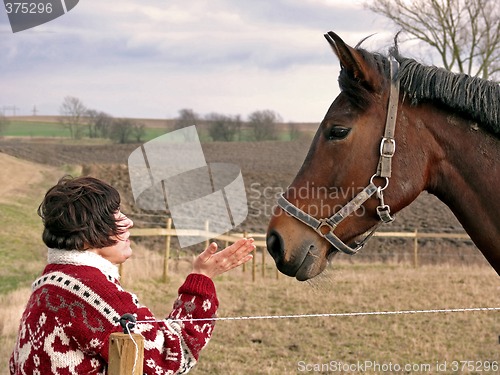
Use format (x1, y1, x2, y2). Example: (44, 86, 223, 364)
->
(0, 0, 400, 123)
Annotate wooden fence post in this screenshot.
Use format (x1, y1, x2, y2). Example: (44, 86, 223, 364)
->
(413, 229, 419, 268)
(163, 218, 172, 282)
(261, 247, 266, 278)
(108, 332, 144, 375)
(252, 247, 257, 282)
(242, 231, 248, 273)
(205, 220, 210, 248)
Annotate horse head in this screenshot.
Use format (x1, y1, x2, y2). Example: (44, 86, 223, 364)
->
(266, 32, 431, 280)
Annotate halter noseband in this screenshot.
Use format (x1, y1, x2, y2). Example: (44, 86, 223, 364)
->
(277, 57, 400, 255)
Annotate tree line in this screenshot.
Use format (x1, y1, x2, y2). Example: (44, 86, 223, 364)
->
(59, 96, 147, 143)
(58, 96, 301, 143)
(174, 108, 302, 142)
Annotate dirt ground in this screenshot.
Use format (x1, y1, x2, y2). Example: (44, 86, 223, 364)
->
(0, 138, 484, 265)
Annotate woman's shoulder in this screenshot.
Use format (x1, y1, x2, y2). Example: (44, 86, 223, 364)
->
(32, 263, 138, 324)
(40, 263, 115, 284)
(33, 264, 121, 300)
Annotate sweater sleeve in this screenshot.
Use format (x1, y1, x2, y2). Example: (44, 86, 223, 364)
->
(132, 273, 219, 375)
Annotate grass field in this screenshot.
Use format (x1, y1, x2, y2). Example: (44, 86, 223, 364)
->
(1, 149, 498, 374)
(0, 155, 63, 294)
(2, 117, 311, 142)
(0, 119, 145, 141)
(3, 120, 71, 137)
(2, 120, 167, 141)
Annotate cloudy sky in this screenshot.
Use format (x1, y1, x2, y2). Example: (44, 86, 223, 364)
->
(0, 0, 400, 123)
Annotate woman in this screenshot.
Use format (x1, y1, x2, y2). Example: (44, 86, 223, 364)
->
(10, 176, 255, 374)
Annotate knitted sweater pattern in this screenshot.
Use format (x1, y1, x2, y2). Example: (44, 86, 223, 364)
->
(10, 249, 219, 375)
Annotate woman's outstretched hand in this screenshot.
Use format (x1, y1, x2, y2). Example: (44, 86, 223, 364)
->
(192, 238, 255, 279)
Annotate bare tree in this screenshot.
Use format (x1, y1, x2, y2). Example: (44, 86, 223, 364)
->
(173, 108, 200, 141)
(206, 113, 241, 141)
(174, 109, 200, 130)
(109, 118, 134, 144)
(248, 110, 281, 141)
(131, 121, 146, 143)
(107, 119, 146, 143)
(366, 0, 500, 79)
(86, 110, 113, 139)
(59, 96, 87, 139)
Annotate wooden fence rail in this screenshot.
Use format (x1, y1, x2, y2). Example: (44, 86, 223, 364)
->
(129, 220, 473, 281)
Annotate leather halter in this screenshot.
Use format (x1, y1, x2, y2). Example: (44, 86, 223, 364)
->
(277, 57, 400, 255)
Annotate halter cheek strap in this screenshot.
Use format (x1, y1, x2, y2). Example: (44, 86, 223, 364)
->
(377, 56, 400, 179)
(277, 57, 400, 255)
(373, 56, 400, 223)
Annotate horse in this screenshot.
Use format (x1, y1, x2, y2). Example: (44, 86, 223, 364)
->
(266, 31, 500, 281)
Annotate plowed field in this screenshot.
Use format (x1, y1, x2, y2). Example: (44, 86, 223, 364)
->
(0, 138, 483, 265)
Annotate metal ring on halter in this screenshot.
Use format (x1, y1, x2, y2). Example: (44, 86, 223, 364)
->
(317, 218, 335, 236)
(370, 174, 389, 191)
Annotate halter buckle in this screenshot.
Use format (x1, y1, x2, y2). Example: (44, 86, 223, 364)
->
(380, 137, 396, 158)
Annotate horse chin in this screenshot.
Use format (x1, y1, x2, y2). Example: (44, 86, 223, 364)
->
(295, 255, 327, 281)
(293, 228, 375, 281)
(294, 244, 335, 281)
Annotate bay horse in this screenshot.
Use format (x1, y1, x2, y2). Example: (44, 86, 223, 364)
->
(266, 31, 500, 281)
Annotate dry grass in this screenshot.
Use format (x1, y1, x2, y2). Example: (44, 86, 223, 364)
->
(2, 243, 499, 373)
(188, 264, 498, 374)
(119, 247, 500, 373)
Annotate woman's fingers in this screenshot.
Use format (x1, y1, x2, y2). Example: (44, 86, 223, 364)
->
(222, 238, 255, 258)
(220, 238, 255, 269)
(192, 238, 256, 278)
(197, 242, 218, 263)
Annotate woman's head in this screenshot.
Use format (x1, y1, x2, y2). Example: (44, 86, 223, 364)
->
(38, 176, 128, 251)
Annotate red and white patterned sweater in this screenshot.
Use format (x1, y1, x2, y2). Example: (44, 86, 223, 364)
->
(10, 249, 219, 375)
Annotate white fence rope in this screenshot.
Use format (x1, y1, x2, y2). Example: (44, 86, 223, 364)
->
(136, 306, 500, 324)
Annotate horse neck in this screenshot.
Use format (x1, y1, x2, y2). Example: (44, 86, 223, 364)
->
(417, 105, 500, 270)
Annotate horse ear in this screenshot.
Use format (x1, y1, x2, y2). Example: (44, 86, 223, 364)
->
(324, 31, 381, 91)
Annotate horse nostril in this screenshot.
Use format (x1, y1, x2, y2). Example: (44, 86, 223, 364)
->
(266, 230, 284, 262)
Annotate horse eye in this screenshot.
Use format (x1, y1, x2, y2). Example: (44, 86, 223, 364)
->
(327, 126, 351, 140)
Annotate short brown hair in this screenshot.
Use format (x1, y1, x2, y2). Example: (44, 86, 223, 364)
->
(38, 176, 126, 250)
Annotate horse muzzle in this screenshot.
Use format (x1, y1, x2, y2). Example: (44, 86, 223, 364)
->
(266, 198, 382, 281)
(267, 222, 334, 281)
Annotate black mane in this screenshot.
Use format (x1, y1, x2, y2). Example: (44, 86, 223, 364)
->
(339, 45, 500, 137)
(392, 52, 500, 136)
